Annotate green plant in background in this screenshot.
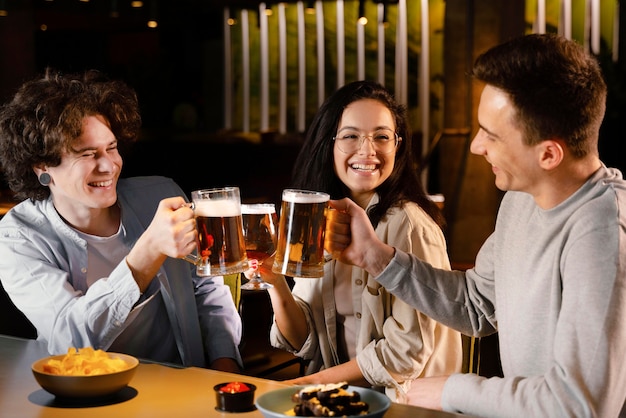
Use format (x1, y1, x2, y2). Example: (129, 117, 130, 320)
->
(227, 0, 445, 142)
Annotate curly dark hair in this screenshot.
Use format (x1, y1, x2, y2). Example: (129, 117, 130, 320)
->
(471, 33, 606, 158)
(0, 68, 141, 201)
(290, 80, 444, 229)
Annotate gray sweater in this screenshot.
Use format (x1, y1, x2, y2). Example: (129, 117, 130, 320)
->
(376, 166, 626, 417)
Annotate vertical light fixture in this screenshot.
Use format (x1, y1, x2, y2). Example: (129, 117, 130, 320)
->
(315, 0, 325, 107)
(590, 0, 600, 54)
(420, 0, 430, 185)
(241, 9, 251, 133)
(584, 0, 591, 51)
(297, 1, 306, 133)
(377, 1, 385, 85)
(560, 0, 572, 39)
(223, 7, 233, 130)
(259, 3, 270, 132)
(357, 0, 367, 80)
(536, 0, 546, 34)
(336, 0, 345, 88)
(612, 0, 620, 61)
(395, 0, 407, 105)
(278, 2, 288, 134)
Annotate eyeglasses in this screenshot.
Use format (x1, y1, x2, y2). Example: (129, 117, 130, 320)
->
(333, 129, 401, 154)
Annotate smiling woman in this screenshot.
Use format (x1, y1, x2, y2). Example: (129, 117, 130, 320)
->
(256, 80, 462, 402)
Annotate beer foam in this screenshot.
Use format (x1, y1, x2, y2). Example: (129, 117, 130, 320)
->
(241, 204, 276, 214)
(282, 190, 329, 204)
(194, 200, 241, 217)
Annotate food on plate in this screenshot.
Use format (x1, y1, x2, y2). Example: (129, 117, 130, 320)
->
(288, 382, 369, 416)
(42, 347, 130, 376)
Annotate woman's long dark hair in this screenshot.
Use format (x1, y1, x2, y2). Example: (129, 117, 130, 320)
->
(290, 80, 444, 228)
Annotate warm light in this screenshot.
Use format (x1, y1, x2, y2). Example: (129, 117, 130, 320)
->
(358, 0, 366, 24)
(264, 9, 273, 16)
(131, 1, 143, 8)
(0, 10, 7, 17)
(40, 24, 48, 31)
(306, 0, 315, 14)
(79, 0, 89, 3)
(227, 18, 236, 26)
(147, 19, 158, 28)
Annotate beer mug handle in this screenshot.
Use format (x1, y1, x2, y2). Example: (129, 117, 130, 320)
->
(182, 253, 200, 266)
(182, 252, 213, 277)
(181, 201, 201, 268)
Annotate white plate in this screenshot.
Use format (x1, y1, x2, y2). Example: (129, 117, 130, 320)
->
(256, 385, 391, 418)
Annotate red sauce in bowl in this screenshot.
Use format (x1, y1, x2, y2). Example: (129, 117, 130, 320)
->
(219, 382, 251, 393)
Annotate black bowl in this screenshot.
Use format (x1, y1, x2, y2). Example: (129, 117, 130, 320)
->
(214, 382, 257, 412)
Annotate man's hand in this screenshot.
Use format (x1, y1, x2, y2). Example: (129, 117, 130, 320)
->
(126, 196, 197, 292)
(325, 198, 395, 277)
(404, 375, 448, 410)
(144, 197, 197, 259)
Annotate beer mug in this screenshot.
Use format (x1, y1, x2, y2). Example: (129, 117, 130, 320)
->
(183, 187, 248, 276)
(272, 189, 330, 278)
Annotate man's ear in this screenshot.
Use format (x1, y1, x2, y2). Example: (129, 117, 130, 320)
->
(538, 139, 564, 171)
(32, 164, 46, 177)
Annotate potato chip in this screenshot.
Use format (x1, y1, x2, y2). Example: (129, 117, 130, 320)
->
(43, 347, 130, 376)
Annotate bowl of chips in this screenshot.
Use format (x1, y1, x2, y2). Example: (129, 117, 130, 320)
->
(256, 382, 391, 418)
(31, 347, 139, 398)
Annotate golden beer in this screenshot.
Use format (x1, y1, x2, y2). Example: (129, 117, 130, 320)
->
(272, 189, 329, 278)
(188, 188, 248, 276)
(241, 204, 278, 265)
(241, 203, 278, 290)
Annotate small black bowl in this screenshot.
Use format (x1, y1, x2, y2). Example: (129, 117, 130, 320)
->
(214, 382, 257, 412)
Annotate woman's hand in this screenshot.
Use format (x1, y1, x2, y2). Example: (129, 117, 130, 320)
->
(243, 255, 285, 286)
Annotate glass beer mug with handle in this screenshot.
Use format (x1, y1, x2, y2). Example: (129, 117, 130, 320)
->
(272, 189, 330, 278)
(240, 203, 278, 290)
(182, 187, 248, 277)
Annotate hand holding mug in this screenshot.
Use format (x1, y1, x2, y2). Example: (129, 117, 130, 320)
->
(244, 254, 284, 286)
(144, 196, 197, 259)
(182, 187, 249, 277)
(325, 198, 395, 277)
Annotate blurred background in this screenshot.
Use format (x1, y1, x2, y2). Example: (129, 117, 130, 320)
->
(0, 0, 624, 266)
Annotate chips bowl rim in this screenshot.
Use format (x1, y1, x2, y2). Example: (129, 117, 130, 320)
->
(31, 352, 139, 398)
(31, 352, 139, 377)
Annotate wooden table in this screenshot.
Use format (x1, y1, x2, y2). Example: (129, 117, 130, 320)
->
(0, 335, 467, 418)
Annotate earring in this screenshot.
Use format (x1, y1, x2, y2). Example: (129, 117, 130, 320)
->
(38, 172, 51, 186)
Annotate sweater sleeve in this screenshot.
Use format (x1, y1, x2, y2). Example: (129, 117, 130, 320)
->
(357, 205, 463, 395)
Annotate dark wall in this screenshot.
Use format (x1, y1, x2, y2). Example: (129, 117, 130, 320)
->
(122, 139, 302, 208)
